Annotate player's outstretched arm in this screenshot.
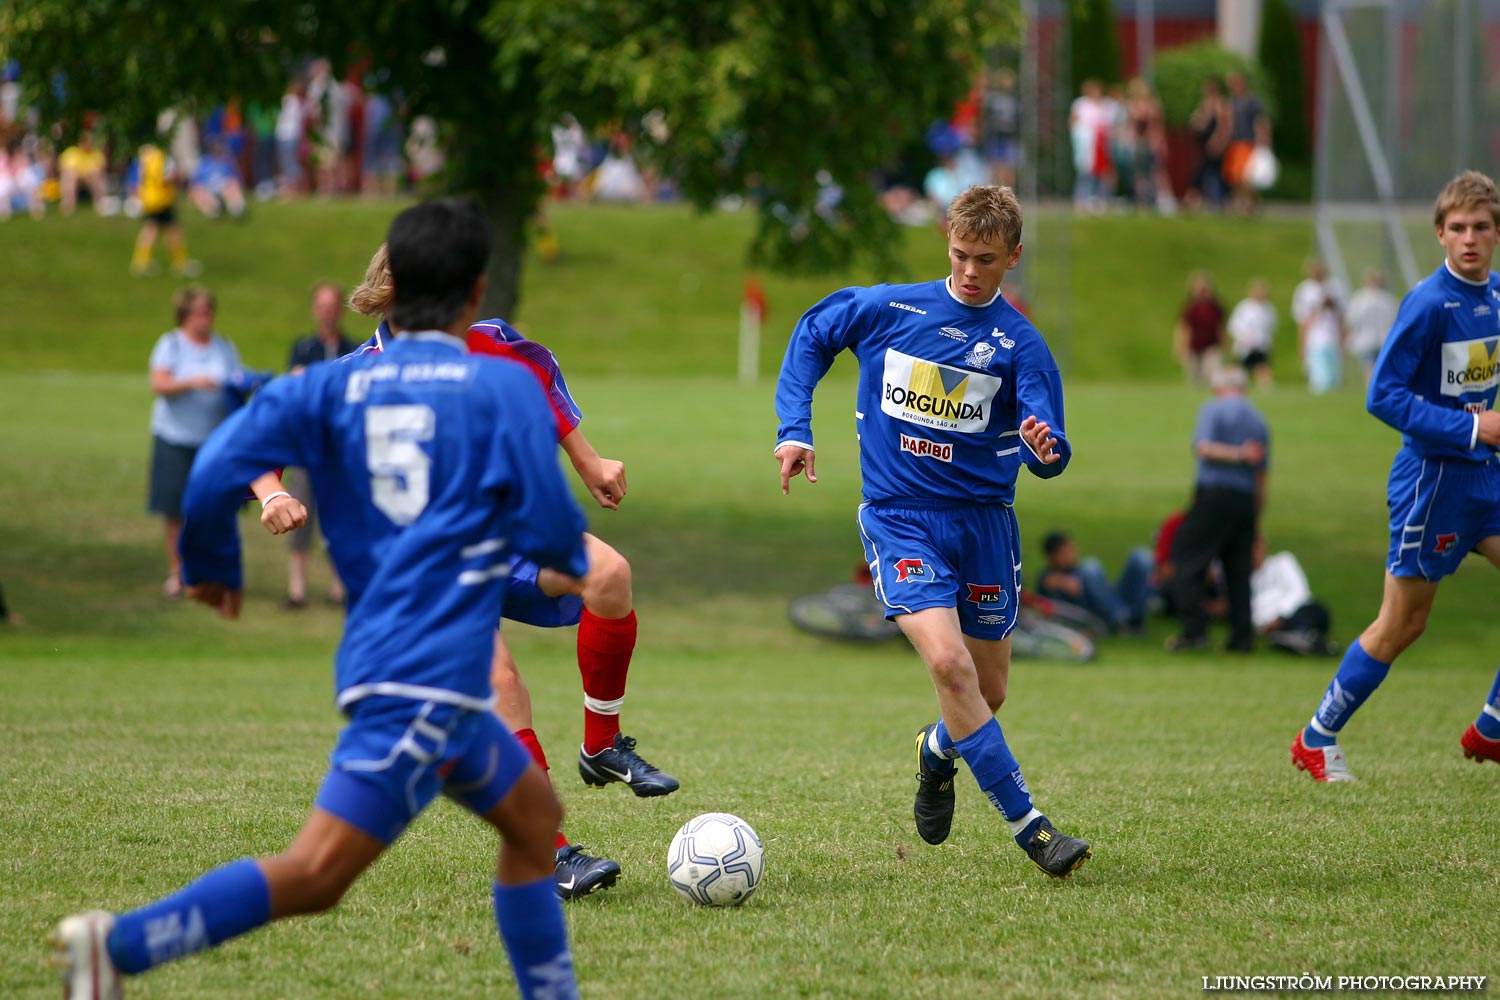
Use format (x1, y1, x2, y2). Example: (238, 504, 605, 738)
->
(561, 428, 626, 510)
(775, 444, 817, 495)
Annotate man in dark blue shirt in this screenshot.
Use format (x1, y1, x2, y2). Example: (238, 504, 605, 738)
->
(1166, 365, 1269, 653)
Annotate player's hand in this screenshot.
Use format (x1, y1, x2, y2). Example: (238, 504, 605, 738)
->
(1240, 440, 1266, 465)
(260, 494, 308, 535)
(776, 445, 816, 494)
(193, 375, 222, 391)
(1477, 409, 1500, 448)
(1019, 416, 1060, 464)
(186, 582, 243, 619)
(582, 457, 627, 510)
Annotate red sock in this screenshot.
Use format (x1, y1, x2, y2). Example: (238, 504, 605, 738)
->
(514, 726, 569, 850)
(579, 608, 636, 755)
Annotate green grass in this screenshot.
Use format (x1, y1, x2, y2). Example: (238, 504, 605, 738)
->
(4, 365, 1499, 998)
(0, 198, 1321, 382)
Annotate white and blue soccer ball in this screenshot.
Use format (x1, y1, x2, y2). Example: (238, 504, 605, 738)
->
(666, 812, 764, 906)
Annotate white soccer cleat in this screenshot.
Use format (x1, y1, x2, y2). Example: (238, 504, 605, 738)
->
(49, 910, 123, 999)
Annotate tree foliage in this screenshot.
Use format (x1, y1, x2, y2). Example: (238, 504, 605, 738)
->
(1257, 0, 1309, 166)
(1068, 0, 1120, 91)
(1, 0, 1018, 316)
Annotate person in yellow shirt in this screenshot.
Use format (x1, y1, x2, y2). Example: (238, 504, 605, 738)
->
(129, 142, 199, 277)
(58, 128, 109, 216)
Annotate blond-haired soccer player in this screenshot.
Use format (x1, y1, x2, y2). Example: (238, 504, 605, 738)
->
(775, 184, 1092, 876)
(1291, 171, 1500, 781)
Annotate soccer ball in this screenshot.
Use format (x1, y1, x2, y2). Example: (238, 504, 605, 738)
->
(666, 812, 764, 906)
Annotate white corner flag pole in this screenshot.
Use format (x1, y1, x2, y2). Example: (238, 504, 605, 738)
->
(738, 299, 761, 385)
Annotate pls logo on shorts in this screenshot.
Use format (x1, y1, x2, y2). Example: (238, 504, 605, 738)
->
(900, 433, 953, 462)
(965, 583, 1008, 608)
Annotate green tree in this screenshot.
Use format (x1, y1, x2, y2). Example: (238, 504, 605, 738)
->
(0, 0, 1017, 319)
(1258, 0, 1309, 167)
(1069, 0, 1120, 91)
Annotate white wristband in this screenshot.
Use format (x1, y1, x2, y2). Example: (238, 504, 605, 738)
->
(260, 490, 292, 509)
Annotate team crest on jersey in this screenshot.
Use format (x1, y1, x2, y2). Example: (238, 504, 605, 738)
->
(990, 327, 1016, 349)
(965, 583, 1008, 608)
(900, 433, 953, 462)
(1441, 338, 1500, 396)
(938, 326, 969, 342)
(881, 349, 1002, 433)
(894, 558, 929, 583)
(964, 341, 996, 370)
(1433, 532, 1459, 553)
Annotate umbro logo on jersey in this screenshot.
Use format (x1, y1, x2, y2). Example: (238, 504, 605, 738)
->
(990, 327, 1016, 349)
(938, 327, 969, 342)
(1476, 304, 1492, 318)
(889, 301, 928, 315)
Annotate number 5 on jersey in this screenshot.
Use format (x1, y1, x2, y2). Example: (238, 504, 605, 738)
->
(367, 404, 435, 524)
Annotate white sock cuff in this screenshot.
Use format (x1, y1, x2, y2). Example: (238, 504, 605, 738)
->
(1307, 717, 1339, 739)
(1006, 807, 1043, 838)
(926, 725, 960, 760)
(1483, 704, 1500, 723)
(584, 695, 623, 715)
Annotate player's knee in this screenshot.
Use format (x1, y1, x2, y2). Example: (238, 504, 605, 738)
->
(983, 685, 1007, 713)
(581, 544, 632, 616)
(924, 648, 976, 695)
(279, 854, 357, 914)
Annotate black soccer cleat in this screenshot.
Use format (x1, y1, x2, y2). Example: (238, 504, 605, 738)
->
(913, 725, 957, 845)
(555, 845, 621, 900)
(1022, 818, 1092, 878)
(578, 734, 680, 797)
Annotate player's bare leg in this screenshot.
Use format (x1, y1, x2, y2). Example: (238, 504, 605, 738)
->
(491, 636, 620, 898)
(161, 516, 183, 598)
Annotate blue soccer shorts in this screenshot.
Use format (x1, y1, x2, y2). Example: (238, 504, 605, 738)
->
(500, 556, 584, 629)
(1385, 448, 1500, 581)
(856, 500, 1022, 641)
(315, 696, 532, 845)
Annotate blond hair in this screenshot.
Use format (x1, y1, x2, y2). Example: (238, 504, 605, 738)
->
(1434, 170, 1500, 228)
(173, 285, 214, 325)
(946, 185, 1023, 252)
(348, 242, 394, 318)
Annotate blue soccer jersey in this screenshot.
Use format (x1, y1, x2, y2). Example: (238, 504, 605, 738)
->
(775, 279, 1070, 504)
(1368, 262, 1500, 461)
(178, 331, 589, 713)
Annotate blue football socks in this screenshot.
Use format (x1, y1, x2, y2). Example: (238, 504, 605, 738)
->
(1304, 640, 1391, 748)
(107, 858, 271, 974)
(921, 719, 959, 775)
(494, 878, 577, 1000)
(1476, 666, 1500, 740)
(953, 718, 1033, 824)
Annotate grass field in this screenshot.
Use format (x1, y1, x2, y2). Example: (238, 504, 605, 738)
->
(3, 203, 1498, 998)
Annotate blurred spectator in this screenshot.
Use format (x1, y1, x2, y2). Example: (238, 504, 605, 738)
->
(1125, 78, 1171, 212)
(188, 139, 246, 219)
(589, 130, 647, 203)
(281, 282, 356, 608)
(305, 58, 351, 194)
(360, 89, 403, 197)
(1251, 536, 1339, 656)
(1069, 79, 1112, 213)
(549, 113, 589, 198)
(2, 137, 47, 219)
(276, 78, 306, 197)
(1300, 291, 1344, 395)
(1037, 530, 1152, 635)
(1344, 268, 1398, 387)
(1185, 77, 1230, 211)
(58, 127, 109, 216)
(157, 107, 201, 184)
(128, 142, 198, 277)
(246, 98, 279, 200)
(1291, 258, 1344, 335)
(1174, 271, 1226, 385)
(922, 122, 987, 220)
(0, 579, 18, 626)
(1227, 279, 1276, 389)
(1150, 508, 1229, 621)
(981, 67, 1020, 189)
(147, 287, 241, 597)
(1222, 71, 1271, 215)
(404, 115, 445, 184)
(1166, 366, 1269, 653)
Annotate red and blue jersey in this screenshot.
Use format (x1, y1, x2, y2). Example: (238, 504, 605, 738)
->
(354, 318, 582, 442)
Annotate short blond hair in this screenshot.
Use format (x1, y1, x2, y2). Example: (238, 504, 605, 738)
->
(1434, 170, 1500, 228)
(348, 243, 393, 318)
(946, 185, 1022, 252)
